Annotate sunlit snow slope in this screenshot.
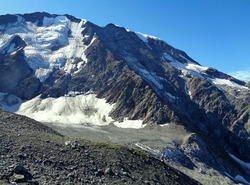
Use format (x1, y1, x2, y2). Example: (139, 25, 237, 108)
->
(0, 15, 95, 82)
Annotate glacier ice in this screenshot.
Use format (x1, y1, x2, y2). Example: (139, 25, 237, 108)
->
(0, 15, 94, 82)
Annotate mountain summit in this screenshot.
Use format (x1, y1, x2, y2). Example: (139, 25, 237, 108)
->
(0, 12, 249, 184)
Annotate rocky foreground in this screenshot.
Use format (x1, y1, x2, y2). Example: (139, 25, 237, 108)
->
(0, 109, 201, 185)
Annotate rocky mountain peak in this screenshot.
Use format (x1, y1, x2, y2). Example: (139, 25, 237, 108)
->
(0, 12, 249, 184)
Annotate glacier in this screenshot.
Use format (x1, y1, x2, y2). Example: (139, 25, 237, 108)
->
(0, 91, 146, 129)
(0, 15, 95, 82)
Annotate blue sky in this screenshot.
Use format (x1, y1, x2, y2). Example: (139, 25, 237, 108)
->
(1, 0, 250, 81)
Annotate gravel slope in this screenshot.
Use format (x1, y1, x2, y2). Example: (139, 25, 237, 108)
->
(0, 109, 201, 185)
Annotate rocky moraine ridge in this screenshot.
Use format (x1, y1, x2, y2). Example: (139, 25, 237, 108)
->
(0, 109, 201, 184)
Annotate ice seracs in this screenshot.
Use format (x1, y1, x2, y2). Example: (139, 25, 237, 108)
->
(0, 15, 94, 82)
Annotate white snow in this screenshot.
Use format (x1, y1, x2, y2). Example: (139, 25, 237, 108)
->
(159, 122, 170, 127)
(124, 55, 163, 91)
(123, 54, 178, 102)
(0, 35, 16, 54)
(170, 59, 208, 75)
(162, 52, 209, 78)
(186, 63, 209, 73)
(113, 118, 146, 129)
(179, 54, 192, 63)
(224, 172, 234, 180)
(66, 91, 81, 97)
(16, 94, 114, 126)
(229, 153, 250, 174)
(165, 92, 176, 101)
(161, 148, 175, 158)
(224, 172, 250, 185)
(7, 43, 16, 53)
(35, 68, 53, 82)
(0, 15, 94, 82)
(210, 78, 249, 90)
(11, 93, 146, 129)
(235, 175, 250, 185)
(135, 32, 160, 43)
(162, 53, 173, 61)
(134, 143, 160, 156)
(164, 52, 249, 92)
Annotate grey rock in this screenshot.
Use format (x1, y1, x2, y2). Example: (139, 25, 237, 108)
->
(13, 165, 28, 174)
(104, 167, 113, 175)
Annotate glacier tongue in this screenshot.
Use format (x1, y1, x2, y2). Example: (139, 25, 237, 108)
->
(12, 93, 145, 129)
(16, 93, 115, 126)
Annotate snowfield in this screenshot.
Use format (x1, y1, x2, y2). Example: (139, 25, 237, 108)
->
(0, 15, 95, 82)
(16, 94, 115, 126)
(0, 92, 146, 129)
(162, 53, 249, 94)
(166, 53, 209, 77)
(209, 78, 249, 90)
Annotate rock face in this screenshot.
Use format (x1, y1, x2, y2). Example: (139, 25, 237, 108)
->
(0, 12, 249, 183)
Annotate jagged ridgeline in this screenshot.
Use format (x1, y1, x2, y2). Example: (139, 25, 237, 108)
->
(0, 12, 249, 184)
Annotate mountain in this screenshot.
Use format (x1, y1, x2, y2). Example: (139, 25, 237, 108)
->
(0, 12, 249, 184)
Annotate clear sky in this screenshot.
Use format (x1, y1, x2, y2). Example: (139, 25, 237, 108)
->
(1, 0, 250, 81)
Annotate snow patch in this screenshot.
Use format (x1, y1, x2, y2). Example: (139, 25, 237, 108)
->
(224, 172, 250, 185)
(229, 153, 250, 174)
(210, 78, 249, 90)
(162, 53, 173, 62)
(165, 92, 176, 100)
(0, 35, 15, 54)
(66, 91, 81, 97)
(235, 175, 250, 185)
(135, 32, 160, 43)
(124, 54, 178, 102)
(159, 122, 170, 127)
(113, 118, 146, 129)
(124, 55, 163, 91)
(7, 43, 16, 53)
(134, 143, 160, 156)
(179, 54, 191, 63)
(35, 68, 53, 83)
(186, 63, 208, 73)
(164, 53, 208, 78)
(170, 59, 208, 75)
